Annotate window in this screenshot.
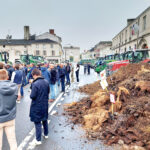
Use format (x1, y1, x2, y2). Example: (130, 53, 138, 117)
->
(50, 44, 53, 48)
(52, 50, 55, 56)
(122, 32, 124, 44)
(36, 50, 40, 55)
(43, 50, 47, 55)
(125, 30, 127, 41)
(43, 44, 46, 49)
(130, 26, 132, 36)
(143, 16, 146, 31)
(134, 44, 137, 50)
(16, 51, 20, 56)
(36, 44, 39, 48)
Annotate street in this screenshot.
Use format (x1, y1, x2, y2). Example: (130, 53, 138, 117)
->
(2, 67, 114, 150)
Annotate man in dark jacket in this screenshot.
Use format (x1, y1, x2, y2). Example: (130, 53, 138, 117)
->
(65, 63, 71, 85)
(60, 64, 66, 92)
(30, 68, 50, 145)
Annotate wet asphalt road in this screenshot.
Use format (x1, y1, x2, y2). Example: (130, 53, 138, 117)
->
(2, 67, 117, 150)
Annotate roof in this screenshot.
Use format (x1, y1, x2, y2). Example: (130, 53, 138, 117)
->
(63, 46, 80, 49)
(95, 41, 112, 47)
(90, 48, 94, 52)
(0, 39, 57, 46)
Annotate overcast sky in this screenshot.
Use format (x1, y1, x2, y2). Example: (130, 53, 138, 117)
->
(0, 0, 150, 51)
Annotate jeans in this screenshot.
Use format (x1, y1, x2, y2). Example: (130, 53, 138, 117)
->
(88, 68, 90, 75)
(84, 68, 86, 74)
(66, 72, 70, 84)
(76, 71, 79, 82)
(50, 84, 55, 100)
(61, 77, 65, 92)
(0, 120, 17, 150)
(20, 85, 24, 97)
(58, 79, 60, 86)
(34, 120, 48, 141)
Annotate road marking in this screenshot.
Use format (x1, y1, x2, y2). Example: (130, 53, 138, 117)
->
(18, 85, 69, 150)
(56, 103, 61, 107)
(60, 98, 64, 101)
(50, 110, 57, 116)
(18, 128, 35, 150)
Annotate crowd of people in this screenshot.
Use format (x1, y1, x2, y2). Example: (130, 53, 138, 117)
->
(84, 63, 91, 75)
(0, 62, 80, 149)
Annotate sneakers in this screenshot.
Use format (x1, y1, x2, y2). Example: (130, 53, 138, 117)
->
(16, 100, 20, 103)
(42, 134, 48, 139)
(43, 135, 48, 139)
(29, 139, 42, 146)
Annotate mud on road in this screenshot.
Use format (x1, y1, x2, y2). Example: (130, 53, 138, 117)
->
(65, 63, 150, 150)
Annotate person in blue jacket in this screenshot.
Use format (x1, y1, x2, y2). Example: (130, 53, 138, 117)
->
(41, 64, 51, 84)
(30, 68, 50, 145)
(27, 64, 36, 82)
(11, 63, 23, 103)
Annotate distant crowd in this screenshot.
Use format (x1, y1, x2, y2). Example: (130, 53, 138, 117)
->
(0, 62, 80, 149)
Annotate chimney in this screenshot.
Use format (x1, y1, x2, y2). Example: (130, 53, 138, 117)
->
(49, 29, 55, 35)
(127, 19, 135, 26)
(24, 26, 30, 40)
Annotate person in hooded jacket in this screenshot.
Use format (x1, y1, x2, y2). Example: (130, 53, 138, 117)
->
(41, 64, 51, 84)
(0, 69, 18, 150)
(30, 68, 50, 145)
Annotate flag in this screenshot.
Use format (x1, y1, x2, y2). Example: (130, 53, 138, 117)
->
(132, 23, 139, 35)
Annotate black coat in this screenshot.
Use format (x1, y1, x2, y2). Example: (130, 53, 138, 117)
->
(50, 69, 57, 85)
(7, 67, 15, 80)
(59, 67, 66, 79)
(30, 77, 50, 122)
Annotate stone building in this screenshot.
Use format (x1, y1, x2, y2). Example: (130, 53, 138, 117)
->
(0, 26, 63, 63)
(63, 45, 80, 63)
(112, 7, 150, 53)
(94, 41, 112, 58)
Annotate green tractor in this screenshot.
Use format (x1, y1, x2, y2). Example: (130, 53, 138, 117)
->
(15, 54, 44, 65)
(95, 55, 116, 73)
(32, 56, 46, 64)
(0, 52, 12, 64)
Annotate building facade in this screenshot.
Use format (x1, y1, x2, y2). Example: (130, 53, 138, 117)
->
(112, 7, 150, 53)
(63, 46, 80, 63)
(94, 41, 112, 58)
(0, 27, 63, 63)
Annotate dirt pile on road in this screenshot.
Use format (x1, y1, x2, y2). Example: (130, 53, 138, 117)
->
(78, 80, 101, 95)
(65, 63, 150, 150)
